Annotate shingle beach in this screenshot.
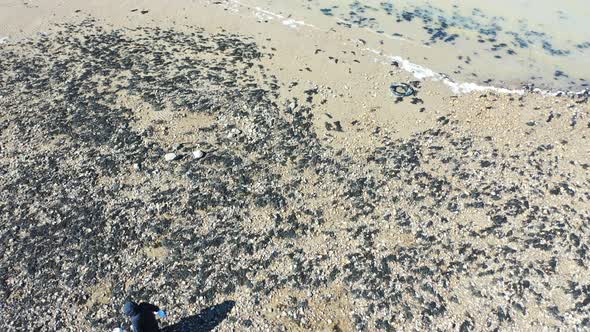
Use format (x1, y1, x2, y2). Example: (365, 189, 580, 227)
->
(1, 1, 589, 331)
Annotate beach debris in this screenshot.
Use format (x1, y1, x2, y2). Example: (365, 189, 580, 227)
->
(390, 83, 415, 97)
(164, 153, 178, 161)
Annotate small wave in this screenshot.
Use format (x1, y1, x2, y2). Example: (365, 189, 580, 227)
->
(366, 48, 525, 95)
(371, 48, 589, 97)
(231, 0, 315, 29)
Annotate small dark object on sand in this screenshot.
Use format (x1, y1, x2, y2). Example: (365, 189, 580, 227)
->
(390, 83, 415, 97)
(124, 301, 166, 332)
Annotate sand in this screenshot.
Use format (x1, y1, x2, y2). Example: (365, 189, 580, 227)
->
(0, 0, 589, 331)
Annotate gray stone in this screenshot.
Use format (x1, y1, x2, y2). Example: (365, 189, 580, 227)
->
(192, 150, 205, 159)
(164, 153, 178, 161)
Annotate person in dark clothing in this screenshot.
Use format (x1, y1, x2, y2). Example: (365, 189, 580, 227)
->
(123, 301, 166, 332)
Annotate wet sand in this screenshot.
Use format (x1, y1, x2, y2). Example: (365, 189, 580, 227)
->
(1, 1, 589, 331)
(235, 0, 590, 91)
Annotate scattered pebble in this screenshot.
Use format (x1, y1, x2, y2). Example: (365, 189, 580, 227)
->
(164, 153, 178, 161)
(192, 150, 205, 159)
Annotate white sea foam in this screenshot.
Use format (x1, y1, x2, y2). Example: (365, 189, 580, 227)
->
(255, 11, 277, 21)
(0, 37, 8, 45)
(230, 0, 315, 29)
(254, 7, 283, 20)
(282, 19, 308, 29)
(367, 49, 525, 95)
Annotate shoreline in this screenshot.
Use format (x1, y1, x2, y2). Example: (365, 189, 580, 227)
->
(1, 1, 588, 98)
(234, 0, 589, 96)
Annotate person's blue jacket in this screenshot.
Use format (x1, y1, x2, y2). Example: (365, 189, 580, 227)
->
(124, 301, 161, 332)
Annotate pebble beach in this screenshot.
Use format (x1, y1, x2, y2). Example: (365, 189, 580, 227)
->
(0, 1, 589, 331)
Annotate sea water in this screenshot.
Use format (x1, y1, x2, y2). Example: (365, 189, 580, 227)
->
(238, 0, 590, 92)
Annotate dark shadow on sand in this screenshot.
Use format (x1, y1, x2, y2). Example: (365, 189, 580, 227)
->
(162, 300, 235, 332)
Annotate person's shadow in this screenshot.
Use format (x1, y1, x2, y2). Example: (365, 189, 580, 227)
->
(162, 300, 235, 332)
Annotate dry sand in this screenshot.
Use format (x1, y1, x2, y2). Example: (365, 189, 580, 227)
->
(0, 1, 589, 331)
